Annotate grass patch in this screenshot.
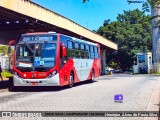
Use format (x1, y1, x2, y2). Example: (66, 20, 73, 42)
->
(149, 71, 160, 76)
(152, 74, 160, 76)
(1, 71, 13, 78)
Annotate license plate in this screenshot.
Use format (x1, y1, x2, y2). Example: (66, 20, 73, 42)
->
(30, 82, 38, 86)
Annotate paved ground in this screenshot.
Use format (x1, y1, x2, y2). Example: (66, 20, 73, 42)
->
(0, 74, 159, 120)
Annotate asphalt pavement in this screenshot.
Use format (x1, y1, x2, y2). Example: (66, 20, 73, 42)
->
(0, 74, 159, 120)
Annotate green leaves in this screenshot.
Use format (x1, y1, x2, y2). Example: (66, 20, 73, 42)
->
(146, 0, 160, 27)
(142, 2, 150, 12)
(97, 9, 151, 71)
(0, 46, 8, 56)
(146, 0, 160, 8)
(82, 0, 89, 3)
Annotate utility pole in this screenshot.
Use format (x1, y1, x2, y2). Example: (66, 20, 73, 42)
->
(152, 4, 160, 72)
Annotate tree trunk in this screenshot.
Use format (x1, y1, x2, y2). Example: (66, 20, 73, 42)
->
(152, 6, 160, 72)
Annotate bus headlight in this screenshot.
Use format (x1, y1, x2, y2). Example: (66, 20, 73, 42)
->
(52, 71, 57, 76)
(47, 70, 57, 78)
(14, 72, 21, 78)
(47, 74, 52, 78)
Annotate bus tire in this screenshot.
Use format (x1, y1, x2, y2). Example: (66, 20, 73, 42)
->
(8, 86, 17, 92)
(90, 70, 95, 83)
(8, 86, 14, 92)
(69, 72, 74, 88)
(8, 77, 15, 92)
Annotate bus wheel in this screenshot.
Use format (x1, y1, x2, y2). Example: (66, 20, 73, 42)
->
(8, 78, 15, 92)
(69, 72, 74, 88)
(90, 70, 95, 83)
(8, 86, 17, 92)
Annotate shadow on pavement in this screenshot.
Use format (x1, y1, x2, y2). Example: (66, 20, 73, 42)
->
(97, 77, 117, 80)
(0, 79, 98, 92)
(0, 80, 9, 89)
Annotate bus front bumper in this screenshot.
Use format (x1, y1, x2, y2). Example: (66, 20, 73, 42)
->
(13, 74, 60, 86)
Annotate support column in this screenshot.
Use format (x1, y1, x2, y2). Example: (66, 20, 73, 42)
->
(101, 50, 106, 75)
(152, 6, 160, 72)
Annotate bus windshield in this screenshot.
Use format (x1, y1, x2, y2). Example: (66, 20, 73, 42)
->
(15, 43, 57, 72)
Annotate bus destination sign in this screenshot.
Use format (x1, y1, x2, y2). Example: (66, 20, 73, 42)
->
(21, 35, 57, 42)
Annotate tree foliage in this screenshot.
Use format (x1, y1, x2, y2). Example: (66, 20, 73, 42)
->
(97, 9, 151, 71)
(146, 0, 160, 8)
(0, 46, 8, 56)
(0, 46, 14, 56)
(128, 0, 160, 25)
(82, 0, 89, 3)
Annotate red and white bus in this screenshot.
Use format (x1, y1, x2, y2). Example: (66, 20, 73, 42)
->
(8, 32, 101, 90)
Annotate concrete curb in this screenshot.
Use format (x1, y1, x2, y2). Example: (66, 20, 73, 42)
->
(144, 77, 160, 120)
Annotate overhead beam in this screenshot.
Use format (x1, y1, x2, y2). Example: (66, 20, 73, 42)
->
(0, 0, 117, 50)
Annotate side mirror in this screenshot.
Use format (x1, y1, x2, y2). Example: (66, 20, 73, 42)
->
(62, 45, 67, 57)
(8, 40, 16, 55)
(9, 40, 16, 45)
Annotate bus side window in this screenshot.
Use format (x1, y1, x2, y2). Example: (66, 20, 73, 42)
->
(60, 36, 67, 47)
(94, 46, 98, 58)
(83, 51, 88, 59)
(90, 46, 94, 59)
(67, 41, 74, 58)
(81, 50, 88, 59)
(85, 45, 90, 58)
(67, 41, 73, 49)
(75, 50, 81, 58)
(74, 42, 80, 58)
(74, 42, 79, 49)
(80, 44, 84, 50)
(85, 45, 89, 51)
(80, 44, 85, 59)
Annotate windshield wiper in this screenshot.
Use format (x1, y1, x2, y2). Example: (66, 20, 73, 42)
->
(41, 41, 48, 56)
(24, 42, 34, 53)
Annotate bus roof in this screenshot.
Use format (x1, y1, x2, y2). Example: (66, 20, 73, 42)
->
(21, 32, 98, 46)
(60, 34, 97, 46)
(22, 32, 58, 36)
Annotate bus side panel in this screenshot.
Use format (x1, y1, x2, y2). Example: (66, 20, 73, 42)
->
(94, 59, 101, 78)
(73, 59, 94, 82)
(59, 58, 101, 86)
(86, 58, 101, 80)
(59, 59, 80, 86)
(86, 45, 101, 80)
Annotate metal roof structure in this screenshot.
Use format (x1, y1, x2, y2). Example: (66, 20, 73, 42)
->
(0, 0, 117, 50)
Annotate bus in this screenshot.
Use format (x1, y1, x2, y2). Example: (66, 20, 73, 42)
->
(8, 32, 101, 91)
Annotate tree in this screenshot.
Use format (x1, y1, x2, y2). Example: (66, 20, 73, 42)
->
(82, 0, 89, 3)
(145, 0, 160, 9)
(103, 19, 110, 26)
(97, 9, 151, 71)
(128, 0, 160, 24)
(0, 46, 8, 56)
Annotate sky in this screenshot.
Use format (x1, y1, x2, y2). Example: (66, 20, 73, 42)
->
(32, 0, 145, 31)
